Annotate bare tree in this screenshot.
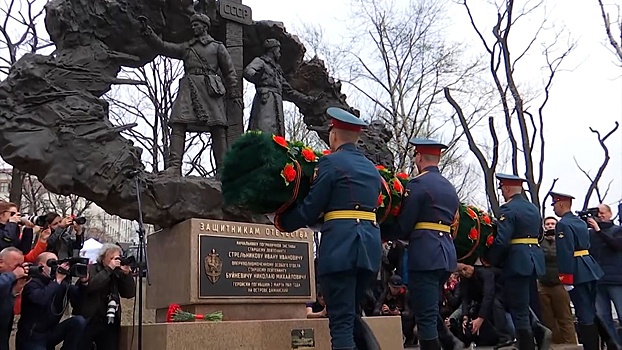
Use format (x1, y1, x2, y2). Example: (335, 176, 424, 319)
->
(292, 1, 484, 202)
(597, 0, 622, 64)
(444, 0, 576, 216)
(0, 0, 52, 204)
(107, 56, 216, 176)
(574, 121, 620, 209)
(283, 105, 325, 149)
(20, 174, 93, 217)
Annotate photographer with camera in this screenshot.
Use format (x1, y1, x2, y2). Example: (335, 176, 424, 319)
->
(587, 203, 622, 348)
(73, 243, 136, 350)
(46, 213, 86, 260)
(0, 202, 23, 251)
(0, 247, 29, 350)
(15, 252, 88, 350)
(373, 275, 416, 347)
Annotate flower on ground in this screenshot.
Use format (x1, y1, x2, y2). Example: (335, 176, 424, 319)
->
(396, 172, 409, 180)
(377, 193, 385, 207)
(376, 165, 386, 170)
(322, 150, 331, 155)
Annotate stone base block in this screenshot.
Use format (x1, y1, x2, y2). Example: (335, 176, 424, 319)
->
(120, 316, 403, 350)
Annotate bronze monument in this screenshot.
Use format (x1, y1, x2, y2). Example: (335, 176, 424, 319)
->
(244, 38, 315, 136)
(142, 13, 242, 175)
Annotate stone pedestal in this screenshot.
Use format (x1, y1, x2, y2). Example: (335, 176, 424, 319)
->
(146, 219, 315, 322)
(120, 317, 405, 350)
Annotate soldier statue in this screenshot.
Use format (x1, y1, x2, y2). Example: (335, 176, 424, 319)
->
(141, 13, 242, 176)
(244, 38, 315, 136)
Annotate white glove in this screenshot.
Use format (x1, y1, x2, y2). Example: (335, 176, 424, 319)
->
(563, 285, 574, 292)
(266, 214, 275, 224)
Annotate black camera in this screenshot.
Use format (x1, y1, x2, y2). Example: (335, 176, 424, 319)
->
(115, 256, 136, 267)
(47, 257, 89, 278)
(544, 229, 555, 237)
(21, 214, 47, 227)
(22, 263, 43, 278)
(69, 216, 87, 225)
(577, 207, 599, 222)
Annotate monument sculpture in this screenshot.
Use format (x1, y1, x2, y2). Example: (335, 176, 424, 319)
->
(244, 38, 315, 135)
(141, 13, 242, 175)
(0, 0, 394, 228)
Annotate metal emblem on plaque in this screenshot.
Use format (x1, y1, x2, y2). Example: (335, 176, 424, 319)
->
(204, 248, 223, 284)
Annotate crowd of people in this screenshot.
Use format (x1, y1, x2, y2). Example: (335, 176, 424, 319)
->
(0, 200, 136, 350)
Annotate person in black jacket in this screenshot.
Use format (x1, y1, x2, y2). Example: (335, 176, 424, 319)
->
(0, 202, 22, 251)
(45, 214, 85, 259)
(373, 275, 416, 346)
(16, 252, 87, 350)
(0, 247, 29, 350)
(457, 263, 513, 347)
(588, 203, 622, 348)
(73, 243, 136, 350)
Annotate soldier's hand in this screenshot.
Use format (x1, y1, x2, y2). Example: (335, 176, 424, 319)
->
(381, 304, 390, 314)
(587, 218, 600, 232)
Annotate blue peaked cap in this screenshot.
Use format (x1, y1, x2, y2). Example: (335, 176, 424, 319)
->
(495, 173, 526, 182)
(408, 137, 448, 148)
(549, 191, 575, 206)
(326, 107, 368, 128)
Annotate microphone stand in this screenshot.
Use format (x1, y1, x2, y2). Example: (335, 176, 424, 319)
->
(127, 170, 149, 350)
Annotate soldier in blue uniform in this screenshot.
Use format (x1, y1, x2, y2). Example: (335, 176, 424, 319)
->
(487, 174, 545, 350)
(275, 107, 382, 350)
(550, 192, 603, 350)
(386, 138, 460, 350)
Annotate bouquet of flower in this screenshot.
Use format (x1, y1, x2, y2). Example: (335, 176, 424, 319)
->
(166, 304, 223, 322)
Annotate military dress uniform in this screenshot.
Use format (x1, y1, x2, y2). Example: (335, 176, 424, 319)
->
(275, 107, 382, 350)
(550, 192, 604, 350)
(388, 138, 460, 350)
(487, 174, 545, 349)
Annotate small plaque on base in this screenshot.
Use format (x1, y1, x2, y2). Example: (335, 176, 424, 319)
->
(291, 328, 315, 349)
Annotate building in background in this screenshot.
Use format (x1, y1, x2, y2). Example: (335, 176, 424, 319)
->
(0, 167, 152, 243)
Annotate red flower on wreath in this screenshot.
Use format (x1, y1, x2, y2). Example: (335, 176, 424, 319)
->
(301, 148, 317, 162)
(468, 228, 479, 241)
(376, 165, 386, 170)
(281, 163, 297, 185)
(322, 150, 331, 155)
(481, 213, 492, 225)
(396, 172, 409, 180)
(392, 178, 404, 193)
(466, 207, 477, 220)
(486, 235, 494, 247)
(272, 135, 288, 149)
(377, 193, 385, 207)
(391, 205, 401, 216)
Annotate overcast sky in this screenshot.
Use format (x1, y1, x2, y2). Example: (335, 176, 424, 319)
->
(245, 0, 622, 218)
